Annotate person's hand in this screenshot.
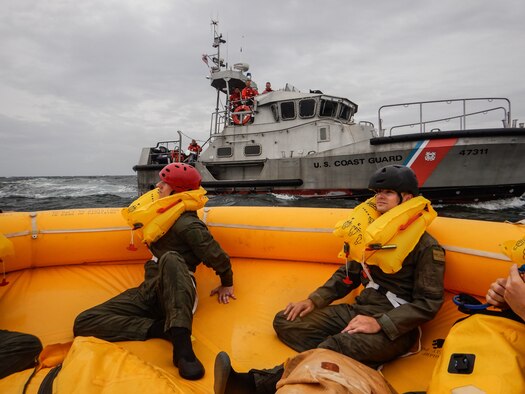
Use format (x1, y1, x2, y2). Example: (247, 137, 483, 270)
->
(341, 315, 381, 335)
(210, 286, 236, 304)
(504, 264, 525, 320)
(486, 277, 509, 309)
(283, 299, 315, 321)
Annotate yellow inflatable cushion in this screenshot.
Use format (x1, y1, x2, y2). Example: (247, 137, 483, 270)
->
(54, 336, 184, 393)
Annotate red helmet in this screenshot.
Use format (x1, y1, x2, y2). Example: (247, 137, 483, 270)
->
(159, 163, 202, 192)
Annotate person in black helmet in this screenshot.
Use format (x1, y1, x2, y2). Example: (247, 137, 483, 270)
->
(214, 165, 445, 394)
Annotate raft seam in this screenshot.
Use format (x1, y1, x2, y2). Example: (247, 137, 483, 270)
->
(206, 222, 333, 233)
(442, 245, 511, 261)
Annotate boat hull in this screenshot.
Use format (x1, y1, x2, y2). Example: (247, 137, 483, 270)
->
(135, 129, 525, 202)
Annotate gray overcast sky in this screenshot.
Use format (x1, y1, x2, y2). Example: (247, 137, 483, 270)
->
(1, 0, 524, 176)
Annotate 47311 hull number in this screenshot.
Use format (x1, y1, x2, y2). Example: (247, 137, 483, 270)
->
(459, 149, 488, 155)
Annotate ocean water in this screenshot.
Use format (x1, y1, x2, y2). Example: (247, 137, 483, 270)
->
(0, 175, 524, 222)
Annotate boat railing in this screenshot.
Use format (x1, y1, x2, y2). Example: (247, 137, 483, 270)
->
(377, 97, 512, 137)
(147, 130, 207, 165)
(210, 102, 257, 135)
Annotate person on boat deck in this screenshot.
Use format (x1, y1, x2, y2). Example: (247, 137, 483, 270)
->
(229, 87, 241, 107)
(486, 263, 525, 321)
(241, 79, 258, 102)
(187, 139, 202, 165)
(262, 82, 273, 94)
(0, 330, 42, 379)
(214, 165, 446, 394)
(73, 163, 235, 381)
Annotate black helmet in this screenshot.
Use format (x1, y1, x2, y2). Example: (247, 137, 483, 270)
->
(368, 165, 419, 196)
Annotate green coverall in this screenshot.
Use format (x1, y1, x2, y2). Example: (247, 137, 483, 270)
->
(252, 232, 445, 393)
(73, 211, 233, 340)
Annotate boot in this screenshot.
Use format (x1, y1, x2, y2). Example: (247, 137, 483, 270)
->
(170, 327, 204, 380)
(214, 351, 256, 394)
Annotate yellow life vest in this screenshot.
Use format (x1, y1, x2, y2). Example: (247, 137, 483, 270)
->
(121, 187, 208, 245)
(333, 196, 437, 273)
(500, 236, 525, 264)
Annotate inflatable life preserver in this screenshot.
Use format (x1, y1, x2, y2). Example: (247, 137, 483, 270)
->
(121, 187, 208, 246)
(501, 236, 525, 264)
(232, 105, 251, 125)
(333, 196, 437, 273)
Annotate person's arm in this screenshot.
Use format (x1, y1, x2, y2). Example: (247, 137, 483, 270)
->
(178, 220, 233, 287)
(180, 221, 235, 304)
(308, 263, 362, 309)
(284, 263, 362, 321)
(376, 244, 445, 341)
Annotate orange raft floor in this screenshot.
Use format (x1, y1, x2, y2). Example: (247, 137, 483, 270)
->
(0, 257, 466, 394)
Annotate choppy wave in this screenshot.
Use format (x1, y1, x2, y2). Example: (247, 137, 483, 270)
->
(0, 176, 137, 199)
(0, 176, 524, 222)
(0, 176, 138, 212)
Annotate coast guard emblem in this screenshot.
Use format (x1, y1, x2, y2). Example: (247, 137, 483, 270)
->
(425, 151, 436, 161)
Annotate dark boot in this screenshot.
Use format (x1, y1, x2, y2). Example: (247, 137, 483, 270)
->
(169, 327, 204, 380)
(214, 351, 256, 394)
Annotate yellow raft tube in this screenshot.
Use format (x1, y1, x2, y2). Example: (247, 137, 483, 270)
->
(0, 207, 523, 393)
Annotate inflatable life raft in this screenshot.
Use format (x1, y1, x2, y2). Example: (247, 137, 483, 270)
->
(0, 206, 523, 393)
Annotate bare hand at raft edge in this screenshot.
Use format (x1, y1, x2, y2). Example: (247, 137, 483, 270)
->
(486, 277, 509, 309)
(283, 299, 315, 321)
(503, 264, 525, 320)
(210, 286, 236, 304)
(486, 264, 525, 320)
(341, 315, 381, 335)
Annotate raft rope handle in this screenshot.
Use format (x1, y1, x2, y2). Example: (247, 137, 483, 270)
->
(452, 294, 489, 310)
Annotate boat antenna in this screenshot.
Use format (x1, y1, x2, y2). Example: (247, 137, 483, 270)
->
(239, 34, 245, 62)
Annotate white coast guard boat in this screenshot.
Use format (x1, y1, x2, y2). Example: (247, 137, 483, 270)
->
(133, 22, 525, 203)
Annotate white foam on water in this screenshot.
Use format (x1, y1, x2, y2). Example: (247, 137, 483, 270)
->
(270, 193, 297, 201)
(455, 197, 525, 211)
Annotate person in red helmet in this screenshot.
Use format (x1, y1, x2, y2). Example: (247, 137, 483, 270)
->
(74, 163, 235, 381)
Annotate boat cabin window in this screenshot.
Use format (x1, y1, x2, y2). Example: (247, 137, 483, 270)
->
(271, 104, 280, 121)
(244, 144, 262, 156)
(280, 101, 296, 120)
(217, 147, 233, 157)
(318, 126, 330, 142)
(319, 99, 338, 118)
(299, 99, 316, 118)
(338, 103, 352, 121)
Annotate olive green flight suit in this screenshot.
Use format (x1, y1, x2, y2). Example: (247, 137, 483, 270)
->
(0, 330, 42, 379)
(252, 232, 445, 393)
(73, 211, 233, 340)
